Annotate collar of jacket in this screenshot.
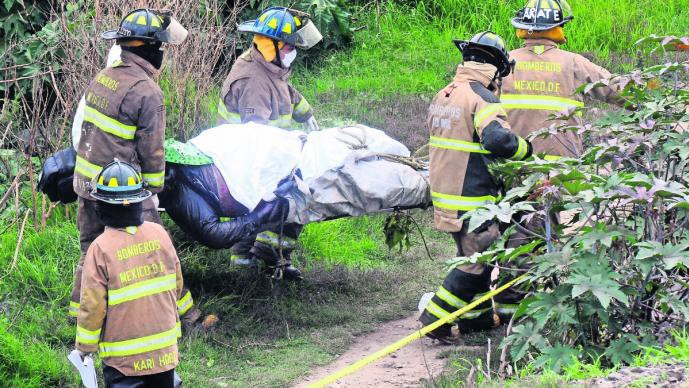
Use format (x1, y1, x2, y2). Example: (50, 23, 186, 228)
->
(523, 38, 559, 51)
(453, 62, 497, 88)
(120, 50, 159, 78)
(250, 47, 291, 81)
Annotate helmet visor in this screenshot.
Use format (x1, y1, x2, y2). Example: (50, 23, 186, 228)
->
(283, 20, 322, 49)
(156, 17, 188, 44)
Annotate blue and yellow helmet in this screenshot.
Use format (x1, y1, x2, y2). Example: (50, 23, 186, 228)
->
(237, 7, 322, 50)
(90, 159, 152, 205)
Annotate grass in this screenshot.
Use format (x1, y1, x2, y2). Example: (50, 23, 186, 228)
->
(298, 216, 388, 268)
(0, 205, 451, 387)
(294, 0, 689, 150)
(2, 1, 689, 386)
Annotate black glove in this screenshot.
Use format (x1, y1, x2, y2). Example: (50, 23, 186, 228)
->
(253, 198, 289, 227)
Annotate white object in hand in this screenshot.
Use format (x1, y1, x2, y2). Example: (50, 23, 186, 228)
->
(418, 292, 435, 313)
(68, 349, 98, 388)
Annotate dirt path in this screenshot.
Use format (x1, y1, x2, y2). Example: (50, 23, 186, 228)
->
(294, 315, 448, 388)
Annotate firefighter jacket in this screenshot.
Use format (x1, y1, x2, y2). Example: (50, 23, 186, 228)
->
(217, 47, 313, 130)
(76, 222, 184, 376)
(73, 50, 166, 199)
(428, 62, 532, 232)
(502, 39, 618, 157)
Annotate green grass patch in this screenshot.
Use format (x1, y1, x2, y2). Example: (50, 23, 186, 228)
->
(298, 216, 388, 268)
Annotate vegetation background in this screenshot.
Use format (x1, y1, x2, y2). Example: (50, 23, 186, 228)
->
(1, 0, 688, 386)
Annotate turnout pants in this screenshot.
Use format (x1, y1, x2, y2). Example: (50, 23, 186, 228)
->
(103, 365, 174, 388)
(70, 197, 195, 319)
(420, 222, 501, 333)
(230, 224, 302, 268)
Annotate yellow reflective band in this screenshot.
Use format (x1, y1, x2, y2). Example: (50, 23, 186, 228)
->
(425, 300, 451, 320)
(431, 191, 497, 212)
(177, 291, 194, 316)
(501, 94, 584, 115)
(99, 323, 181, 358)
(293, 98, 311, 116)
(435, 286, 468, 309)
(217, 98, 241, 124)
(77, 325, 102, 345)
(256, 231, 297, 249)
(429, 136, 490, 154)
(84, 106, 136, 140)
(511, 137, 529, 160)
(142, 171, 165, 187)
(125, 226, 138, 235)
(75, 156, 103, 179)
(108, 274, 176, 306)
(544, 154, 562, 161)
(69, 301, 80, 317)
(150, 15, 162, 28)
(267, 18, 278, 30)
(474, 103, 506, 129)
(268, 114, 294, 129)
(459, 307, 492, 320)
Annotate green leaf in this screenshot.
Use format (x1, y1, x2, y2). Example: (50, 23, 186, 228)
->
(635, 241, 689, 270)
(567, 272, 628, 309)
(506, 321, 548, 362)
(533, 344, 579, 372)
(604, 338, 640, 365)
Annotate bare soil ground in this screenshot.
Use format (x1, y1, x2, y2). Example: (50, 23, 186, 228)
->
(294, 314, 448, 388)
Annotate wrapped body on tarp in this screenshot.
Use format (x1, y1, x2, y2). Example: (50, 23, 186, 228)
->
(39, 124, 430, 249)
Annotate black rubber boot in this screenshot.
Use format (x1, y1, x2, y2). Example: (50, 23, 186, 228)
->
(420, 267, 494, 341)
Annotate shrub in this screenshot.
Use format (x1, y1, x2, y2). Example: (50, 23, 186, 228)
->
(451, 36, 689, 372)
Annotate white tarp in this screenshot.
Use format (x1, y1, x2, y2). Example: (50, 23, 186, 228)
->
(189, 124, 304, 210)
(190, 123, 417, 212)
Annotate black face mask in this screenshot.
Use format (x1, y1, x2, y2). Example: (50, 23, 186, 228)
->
(96, 201, 144, 229)
(122, 43, 164, 69)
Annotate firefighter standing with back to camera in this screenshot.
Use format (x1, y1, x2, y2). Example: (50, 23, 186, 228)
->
(70, 9, 200, 328)
(218, 7, 323, 279)
(502, 0, 620, 158)
(419, 31, 534, 343)
(74, 160, 184, 388)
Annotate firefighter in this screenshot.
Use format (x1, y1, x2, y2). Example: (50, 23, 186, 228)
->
(218, 7, 322, 279)
(503, 0, 620, 158)
(217, 6, 322, 131)
(491, 0, 624, 322)
(74, 160, 183, 387)
(70, 9, 200, 328)
(419, 32, 533, 343)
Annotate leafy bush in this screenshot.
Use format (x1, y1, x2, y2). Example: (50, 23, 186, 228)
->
(452, 36, 689, 372)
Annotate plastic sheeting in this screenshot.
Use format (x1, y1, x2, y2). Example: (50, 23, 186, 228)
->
(189, 123, 419, 211)
(284, 151, 430, 224)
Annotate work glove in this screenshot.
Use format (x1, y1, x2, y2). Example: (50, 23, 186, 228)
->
(304, 116, 320, 132)
(253, 197, 289, 227)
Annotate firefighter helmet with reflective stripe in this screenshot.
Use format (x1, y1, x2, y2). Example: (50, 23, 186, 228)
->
(237, 7, 323, 49)
(101, 9, 188, 45)
(512, 0, 573, 32)
(454, 31, 514, 78)
(90, 159, 151, 205)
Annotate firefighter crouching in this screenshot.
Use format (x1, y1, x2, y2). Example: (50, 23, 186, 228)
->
(74, 160, 184, 387)
(70, 9, 201, 328)
(503, 0, 621, 158)
(419, 32, 533, 343)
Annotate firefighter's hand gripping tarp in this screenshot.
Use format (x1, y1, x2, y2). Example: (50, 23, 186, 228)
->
(39, 123, 430, 249)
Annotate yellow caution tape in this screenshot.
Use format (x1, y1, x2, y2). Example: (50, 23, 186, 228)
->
(308, 273, 528, 388)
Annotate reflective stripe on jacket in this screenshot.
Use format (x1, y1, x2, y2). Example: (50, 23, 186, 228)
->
(502, 39, 618, 157)
(218, 48, 313, 130)
(75, 222, 184, 376)
(73, 50, 166, 199)
(428, 63, 531, 232)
